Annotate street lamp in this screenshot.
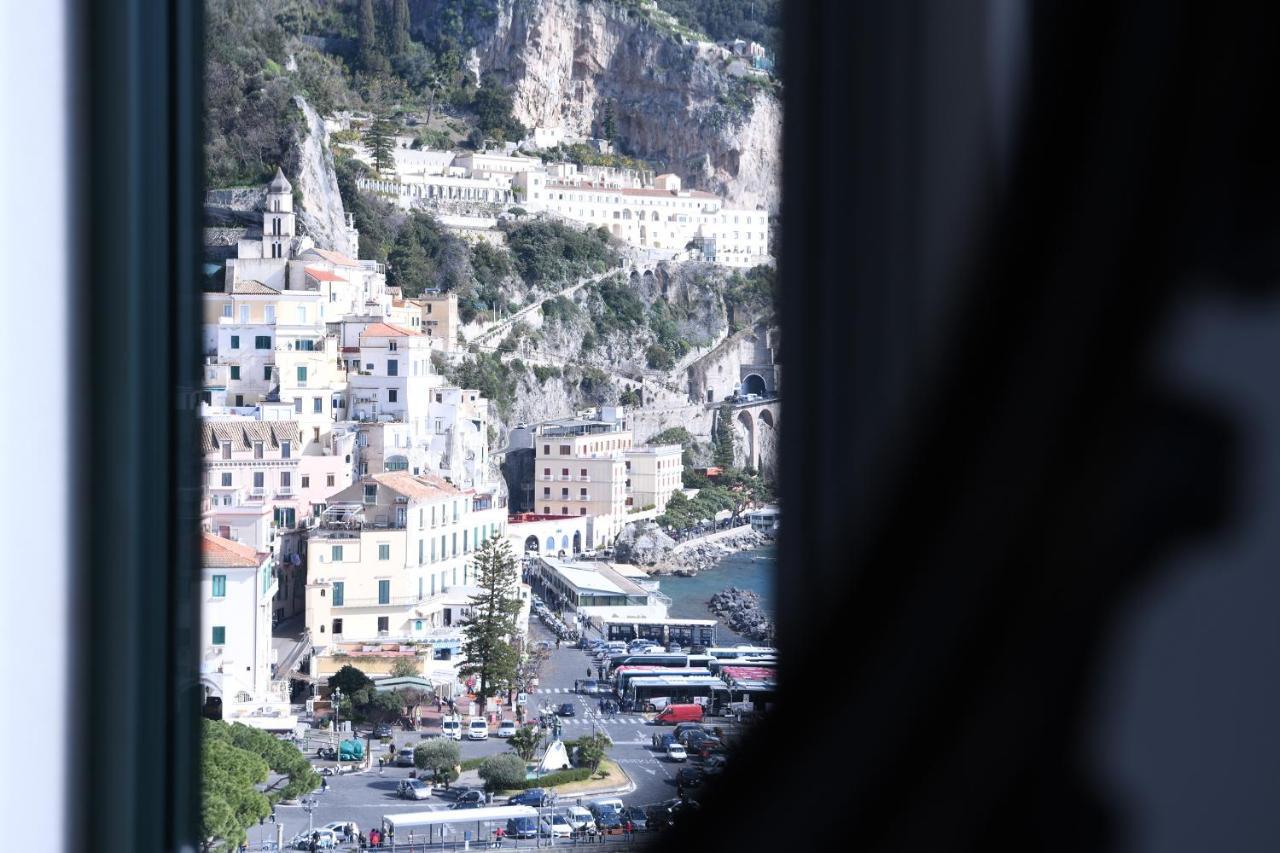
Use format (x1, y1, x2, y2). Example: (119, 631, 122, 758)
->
(301, 796, 318, 837)
(332, 687, 343, 770)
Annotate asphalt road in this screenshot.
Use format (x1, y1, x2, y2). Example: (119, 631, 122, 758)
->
(269, 621, 721, 847)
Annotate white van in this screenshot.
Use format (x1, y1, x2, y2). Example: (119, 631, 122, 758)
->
(589, 797, 625, 814)
(467, 718, 489, 740)
(440, 714, 462, 740)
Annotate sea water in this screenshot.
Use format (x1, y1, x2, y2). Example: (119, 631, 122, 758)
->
(657, 544, 776, 645)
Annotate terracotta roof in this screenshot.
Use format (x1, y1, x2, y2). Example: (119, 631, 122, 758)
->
(359, 322, 422, 338)
(305, 247, 360, 267)
(202, 532, 266, 568)
(370, 471, 463, 501)
(232, 280, 280, 295)
(201, 420, 301, 454)
(304, 266, 348, 283)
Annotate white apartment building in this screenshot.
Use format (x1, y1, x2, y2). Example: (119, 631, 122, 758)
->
(201, 533, 278, 711)
(624, 443, 683, 512)
(533, 416, 633, 543)
(305, 472, 509, 651)
(425, 386, 491, 490)
(346, 322, 440, 428)
(201, 419, 306, 555)
(514, 170, 769, 267)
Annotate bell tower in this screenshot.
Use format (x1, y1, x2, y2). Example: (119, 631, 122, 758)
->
(262, 167, 295, 259)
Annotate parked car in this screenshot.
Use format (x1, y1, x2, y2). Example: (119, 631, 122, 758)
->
(508, 788, 554, 807)
(621, 806, 649, 832)
(397, 779, 431, 800)
(703, 754, 728, 775)
(672, 722, 706, 740)
(557, 703, 576, 717)
(372, 723, 392, 738)
(665, 742, 688, 762)
(645, 797, 701, 830)
(506, 817, 539, 839)
(592, 809, 624, 835)
(441, 715, 462, 740)
(290, 829, 337, 849)
(676, 767, 706, 797)
(497, 719, 518, 737)
(467, 718, 489, 740)
(395, 747, 415, 767)
(450, 800, 483, 810)
(540, 813, 574, 838)
(439, 786, 483, 803)
(320, 822, 359, 842)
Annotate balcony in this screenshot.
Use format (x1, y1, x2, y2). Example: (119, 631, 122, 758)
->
(334, 593, 429, 608)
(577, 476, 591, 482)
(277, 487, 294, 496)
(250, 487, 266, 498)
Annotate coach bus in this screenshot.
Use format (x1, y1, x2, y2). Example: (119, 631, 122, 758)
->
(614, 666, 715, 696)
(602, 617, 717, 648)
(706, 646, 777, 661)
(607, 652, 715, 673)
(624, 675, 729, 711)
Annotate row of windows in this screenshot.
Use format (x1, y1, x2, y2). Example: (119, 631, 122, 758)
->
(221, 305, 311, 324)
(219, 439, 291, 460)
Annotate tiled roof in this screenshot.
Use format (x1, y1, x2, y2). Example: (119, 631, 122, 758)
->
(370, 471, 463, 501)
(305, 247, 360, 267)
(304, 266, 348, 283)
(360, 322, 422, 338)
(232, 280, 280, 295)
(202, 532, 266, 568)
(201, 420, 301, 454)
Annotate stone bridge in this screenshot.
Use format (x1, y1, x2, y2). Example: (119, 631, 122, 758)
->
(710, 397, 780, 472)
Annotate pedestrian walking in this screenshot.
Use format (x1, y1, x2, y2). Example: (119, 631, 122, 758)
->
(320, 776, 328, 792)
(378, 756, 384, 774)
(586, 667, 592, 680)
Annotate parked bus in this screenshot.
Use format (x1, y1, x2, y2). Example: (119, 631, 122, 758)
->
(607, 653, 715, 672)
(615, 666, 714, 696)
(625, 675, 728, 711)
(602, 617, 717, 648)
(707, 656, 777, 675)
(706, 646, 777, 661)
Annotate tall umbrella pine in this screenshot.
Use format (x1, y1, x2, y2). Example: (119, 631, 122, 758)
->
(457, 538, 523, 717)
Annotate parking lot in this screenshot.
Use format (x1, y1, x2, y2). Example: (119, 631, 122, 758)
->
(265, 616, 735, 849)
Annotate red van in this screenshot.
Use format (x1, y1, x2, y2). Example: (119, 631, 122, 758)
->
(655, 704, 704, 725)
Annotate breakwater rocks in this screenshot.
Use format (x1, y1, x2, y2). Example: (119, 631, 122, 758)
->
(708, 587, 774, 643)
(650, 528, 770, 575)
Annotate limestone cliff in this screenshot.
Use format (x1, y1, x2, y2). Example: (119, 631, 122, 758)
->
(425, 0, 782, 212)
(290, 97, 350, 253)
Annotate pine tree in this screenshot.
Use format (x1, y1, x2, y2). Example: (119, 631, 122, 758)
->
(364, 115, 396, 173)
(457, 538, 523, 716)
(391, 0, 411, 57)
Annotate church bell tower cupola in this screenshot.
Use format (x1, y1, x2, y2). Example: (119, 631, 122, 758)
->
(262, 167, 296, 259)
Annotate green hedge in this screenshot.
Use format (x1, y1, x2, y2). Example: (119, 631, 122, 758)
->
(512, 767, 591, 790)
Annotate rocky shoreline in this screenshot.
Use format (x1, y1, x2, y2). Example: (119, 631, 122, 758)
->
(708, 587, 774, 643)
(613, 520, 771, 576)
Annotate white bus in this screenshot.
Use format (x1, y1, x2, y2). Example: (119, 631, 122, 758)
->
(625, 675, 728, 710)
(706, 646, 777, 661)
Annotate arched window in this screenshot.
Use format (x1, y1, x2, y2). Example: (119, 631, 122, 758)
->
(386, 455, 408, 472)
(546, 536, 556, 551)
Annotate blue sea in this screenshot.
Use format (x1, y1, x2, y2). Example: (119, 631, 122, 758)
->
(657, 545, 776, 644)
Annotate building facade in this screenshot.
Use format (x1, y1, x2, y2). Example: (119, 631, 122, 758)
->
(201, 533, 278, 712)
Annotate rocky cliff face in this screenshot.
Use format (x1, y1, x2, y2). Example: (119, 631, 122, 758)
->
(466, 0, 782, 212)
(290, 96, 349, 252)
